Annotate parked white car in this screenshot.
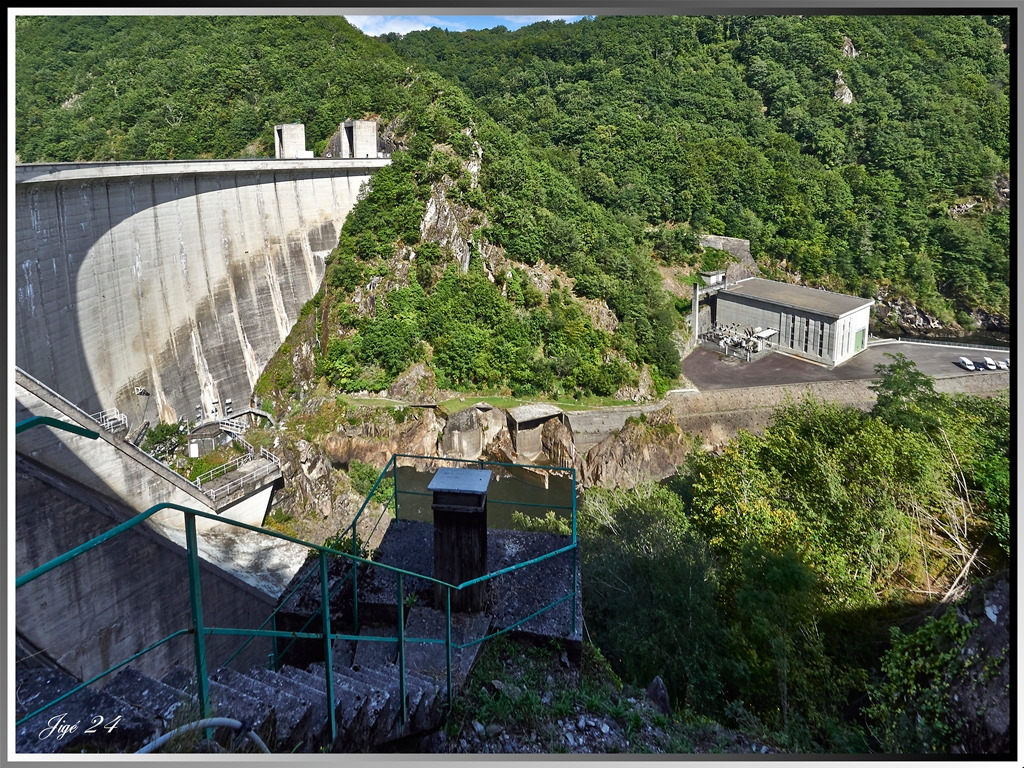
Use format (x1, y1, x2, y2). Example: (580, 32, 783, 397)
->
(982, 356, 997, 370)
(958, 356, 976, 371)
(996, 359, 1009, 370)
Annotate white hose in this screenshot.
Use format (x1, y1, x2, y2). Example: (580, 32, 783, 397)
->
(136, 716, 271, 754)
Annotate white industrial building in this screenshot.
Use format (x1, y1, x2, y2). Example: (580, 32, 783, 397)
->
(708, 277, 874, 367)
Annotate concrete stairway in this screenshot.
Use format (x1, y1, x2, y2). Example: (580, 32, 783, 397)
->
(14, 607, 490, 754)
(14, 665, 163, 754)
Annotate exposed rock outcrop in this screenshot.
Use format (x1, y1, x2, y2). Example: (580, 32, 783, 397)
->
(613, 366, 656, 403)
(324, 407, 445, 468)
(947, 572, 1011, 755)
(581, 407, 690, 488)
(834, 70, 854, 104)
(267, 430, 366, 545)
(387, 362, 440, 404)
(540, 417, 576, 468)
(873, 290, 946, 332)
(421, 179, 479, 274)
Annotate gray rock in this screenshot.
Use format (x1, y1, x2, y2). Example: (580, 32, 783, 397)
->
(645, 675, 672, 716)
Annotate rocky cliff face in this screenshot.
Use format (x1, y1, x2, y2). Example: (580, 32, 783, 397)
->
(323, 406, 446, 468)
(873, 286, 1010, 335)
(946, 572, 1011, 755)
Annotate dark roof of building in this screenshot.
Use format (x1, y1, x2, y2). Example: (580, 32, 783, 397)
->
(718, 278, 873, 318)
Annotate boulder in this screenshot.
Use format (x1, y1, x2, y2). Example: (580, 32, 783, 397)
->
(541, 417, 576, 467)
(581, 407, 689, 488)
(645, 676, 673, 716)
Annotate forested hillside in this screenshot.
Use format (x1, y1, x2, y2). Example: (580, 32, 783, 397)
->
(17, 14, 681, 399)
(15, 14, 1011, 401)
(388, 15, 1011, 325)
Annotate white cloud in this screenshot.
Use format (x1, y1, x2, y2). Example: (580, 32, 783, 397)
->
(345, 14, 585, 37)
(344, 15, 453, 36)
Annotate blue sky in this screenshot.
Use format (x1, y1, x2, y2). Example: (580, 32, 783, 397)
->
(344, 14, 586, 36)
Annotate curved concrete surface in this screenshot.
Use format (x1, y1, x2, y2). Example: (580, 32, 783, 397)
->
(15, 158, 387, 428)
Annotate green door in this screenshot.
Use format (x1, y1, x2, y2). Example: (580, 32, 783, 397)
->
(854, 328, 865, 351)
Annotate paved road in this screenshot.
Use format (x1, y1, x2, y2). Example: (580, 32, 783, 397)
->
(682, 340, 1011, 391)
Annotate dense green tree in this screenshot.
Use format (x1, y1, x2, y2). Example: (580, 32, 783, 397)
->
(869, 352, 941, 432)
(580, 483, 726, 713)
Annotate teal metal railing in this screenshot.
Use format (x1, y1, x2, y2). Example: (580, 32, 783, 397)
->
(15, 425, 578, 749)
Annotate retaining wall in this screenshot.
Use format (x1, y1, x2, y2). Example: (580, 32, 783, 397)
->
(15, 457, 276, 684)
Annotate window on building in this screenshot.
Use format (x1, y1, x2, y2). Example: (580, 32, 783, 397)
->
(789, 316, 795, 348)
(818, 323, 825, 357)
(803, 318, 810, 353)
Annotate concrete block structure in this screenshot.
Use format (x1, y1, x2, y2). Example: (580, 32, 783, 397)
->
(714, 277, 873, 367)
(337, 119, 380, 159)
(274, 123, 314, 158)
(506, 404, 568, 461)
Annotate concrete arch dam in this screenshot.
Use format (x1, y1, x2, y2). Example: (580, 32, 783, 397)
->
(15, 157, 390, 427)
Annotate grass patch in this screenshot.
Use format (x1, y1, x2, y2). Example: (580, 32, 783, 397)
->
(437, 393, 638, 413)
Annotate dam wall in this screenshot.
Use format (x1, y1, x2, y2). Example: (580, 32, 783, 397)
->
(15, 455, 277, 684)
(15, 157, 388, 429)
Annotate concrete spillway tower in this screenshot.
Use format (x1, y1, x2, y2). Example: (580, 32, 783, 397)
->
(274, 123, 315, 158)
(337, 119, 380, 159)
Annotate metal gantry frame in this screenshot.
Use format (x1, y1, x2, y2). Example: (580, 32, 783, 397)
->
(14, 424, 579, 747)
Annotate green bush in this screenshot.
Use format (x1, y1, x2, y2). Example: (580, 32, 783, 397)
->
(348, 459, 395, 504)
(865, 608, 977, 753)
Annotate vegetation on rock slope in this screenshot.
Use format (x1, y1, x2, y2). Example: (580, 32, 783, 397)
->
(569, 356, 1009, 752)
(389, 14, 1011, 325)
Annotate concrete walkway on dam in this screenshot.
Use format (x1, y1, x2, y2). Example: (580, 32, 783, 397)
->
(15, 156, 391, 184)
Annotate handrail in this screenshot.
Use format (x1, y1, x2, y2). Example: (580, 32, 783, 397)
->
(16, 453, 578, 748)
(396, 487, 573, 511)
(392, 452, 575, 474)
(90, 407, 129, 432)
(16, 367, 118, 434)
(16, 416, 99, 439)
(868, 336, 1011, 353)
(201, 461, 280, 502)
(194, 453, 250, 486)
